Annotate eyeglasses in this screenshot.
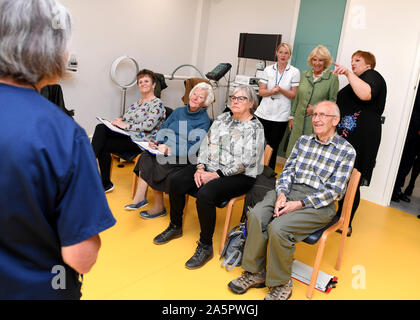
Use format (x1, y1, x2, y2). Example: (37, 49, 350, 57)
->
(311, 113, 337, 120)
(229, 95, 248, 103)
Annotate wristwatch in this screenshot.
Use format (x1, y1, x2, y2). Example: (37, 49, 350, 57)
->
(300, 200, 306, 208)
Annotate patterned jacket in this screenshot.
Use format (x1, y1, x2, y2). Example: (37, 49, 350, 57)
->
(123, 97, 165, 142)
(197, 112, 265, 178)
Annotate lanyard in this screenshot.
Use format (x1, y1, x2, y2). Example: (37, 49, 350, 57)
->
(275, 65, 286, 86)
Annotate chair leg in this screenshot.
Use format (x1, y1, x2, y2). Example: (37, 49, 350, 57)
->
(335, 228, 348, 270)
(131, 154, 141, 200)
(219, 199, 235, 255)
(131, 174, 138, 200)
(307, 236, 327, 299)
(110, 156, 114, 181)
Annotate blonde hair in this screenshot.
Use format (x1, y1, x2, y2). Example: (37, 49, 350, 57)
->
(307, 45, 333, 70)
(276, 42, 292, 56)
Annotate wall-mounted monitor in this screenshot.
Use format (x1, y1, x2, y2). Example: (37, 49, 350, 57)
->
(238, 33, 282, 62)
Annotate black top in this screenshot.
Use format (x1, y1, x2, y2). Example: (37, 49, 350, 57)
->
(40, 84, 74, 117)
(337, 69, 387, 186)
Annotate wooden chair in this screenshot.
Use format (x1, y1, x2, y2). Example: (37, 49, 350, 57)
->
(110, 152, 141, 185)
(302, 168, 361, 299)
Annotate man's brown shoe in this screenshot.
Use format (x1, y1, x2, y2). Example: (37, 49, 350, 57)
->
(228, 271, 266, 294)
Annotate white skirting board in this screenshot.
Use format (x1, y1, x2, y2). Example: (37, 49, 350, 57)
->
(291, 260, 337, 293)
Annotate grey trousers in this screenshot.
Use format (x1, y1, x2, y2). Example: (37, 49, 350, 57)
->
(241, 185, 336, 287)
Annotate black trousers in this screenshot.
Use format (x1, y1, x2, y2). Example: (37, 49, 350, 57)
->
(256, 117, 288, 170)
(91, 124, 140, 187)
(393, 133, 420, 194)
(168, 165, 256, 246)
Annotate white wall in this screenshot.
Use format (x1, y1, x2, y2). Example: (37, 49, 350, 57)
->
(59, 0, 201, 136)
(58, 0, 420, 207)
(336, 0, 420, 206)
(59, 0, 300, 134)
(199, 0, 299, 114)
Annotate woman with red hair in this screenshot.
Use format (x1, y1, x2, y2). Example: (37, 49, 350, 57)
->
(332, 50, 387, 236)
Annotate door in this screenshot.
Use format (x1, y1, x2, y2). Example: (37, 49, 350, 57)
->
(291, 0, 347, 72)
(278, 0, 347, 158)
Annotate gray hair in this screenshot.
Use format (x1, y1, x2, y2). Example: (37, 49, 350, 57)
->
(0, 0, 72, 85)
(189, 82, 215, 108)
(231, 85, 259, 114)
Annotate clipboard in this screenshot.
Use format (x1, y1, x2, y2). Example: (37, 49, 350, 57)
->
(96, 117, 130, 136)
(132, 141, 167, 156)
(96, 117, 169, 156)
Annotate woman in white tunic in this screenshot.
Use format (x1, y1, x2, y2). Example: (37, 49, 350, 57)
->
(255, 42, 300, 170)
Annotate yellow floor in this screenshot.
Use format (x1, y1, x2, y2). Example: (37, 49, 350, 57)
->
(82, 161, 420, 300)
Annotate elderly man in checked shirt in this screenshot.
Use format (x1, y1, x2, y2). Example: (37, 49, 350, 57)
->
(228, 100, 356, 300)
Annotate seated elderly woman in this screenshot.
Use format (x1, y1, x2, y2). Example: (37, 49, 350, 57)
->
(153, 85, 265, 270)
(124, 82, 213, 217)
(91, 69, 165, 192)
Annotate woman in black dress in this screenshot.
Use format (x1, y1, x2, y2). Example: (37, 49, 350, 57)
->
(332, 50, 387, 236)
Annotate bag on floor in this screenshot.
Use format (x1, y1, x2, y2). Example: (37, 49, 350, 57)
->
(220, 222, 247, 271)
(241, 165, 276, 221)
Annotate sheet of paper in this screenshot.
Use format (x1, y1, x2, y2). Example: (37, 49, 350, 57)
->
(96, 117, 130, 136)
(133, 141, 166, 156)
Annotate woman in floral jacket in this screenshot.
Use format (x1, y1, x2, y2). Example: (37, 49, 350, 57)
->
(91, 69, 165, 192)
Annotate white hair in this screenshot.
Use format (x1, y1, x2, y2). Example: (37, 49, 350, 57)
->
(189, 82, 215, 107)
(315, 100, 341, 117)
(0, 0, 72, 85)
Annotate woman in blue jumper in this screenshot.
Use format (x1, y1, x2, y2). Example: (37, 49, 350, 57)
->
(125, 82, 213, 218)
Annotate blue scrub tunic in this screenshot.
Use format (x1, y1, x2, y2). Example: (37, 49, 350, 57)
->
(0, 84, 116, 299)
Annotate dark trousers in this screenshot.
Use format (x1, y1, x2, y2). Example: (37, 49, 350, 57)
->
(393, 133, 420, 194)
(256, 117, 288, 170)
(91, 124, 140, 187)
(168, 165, 256, 246)
(405, 154, 420, 194)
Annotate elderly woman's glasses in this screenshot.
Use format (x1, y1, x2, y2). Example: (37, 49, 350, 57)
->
(229, 96, 248, 103)
(311, 113, 337, 120)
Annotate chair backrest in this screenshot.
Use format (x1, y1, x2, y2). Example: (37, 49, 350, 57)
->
(263, 145, 273, 167)
(339, 168, 361, 226)
(40, 84, 74, 118)
(164, 106, 173, 120)
(182, 78, 212, 105)
(303, 168, 361, 244)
